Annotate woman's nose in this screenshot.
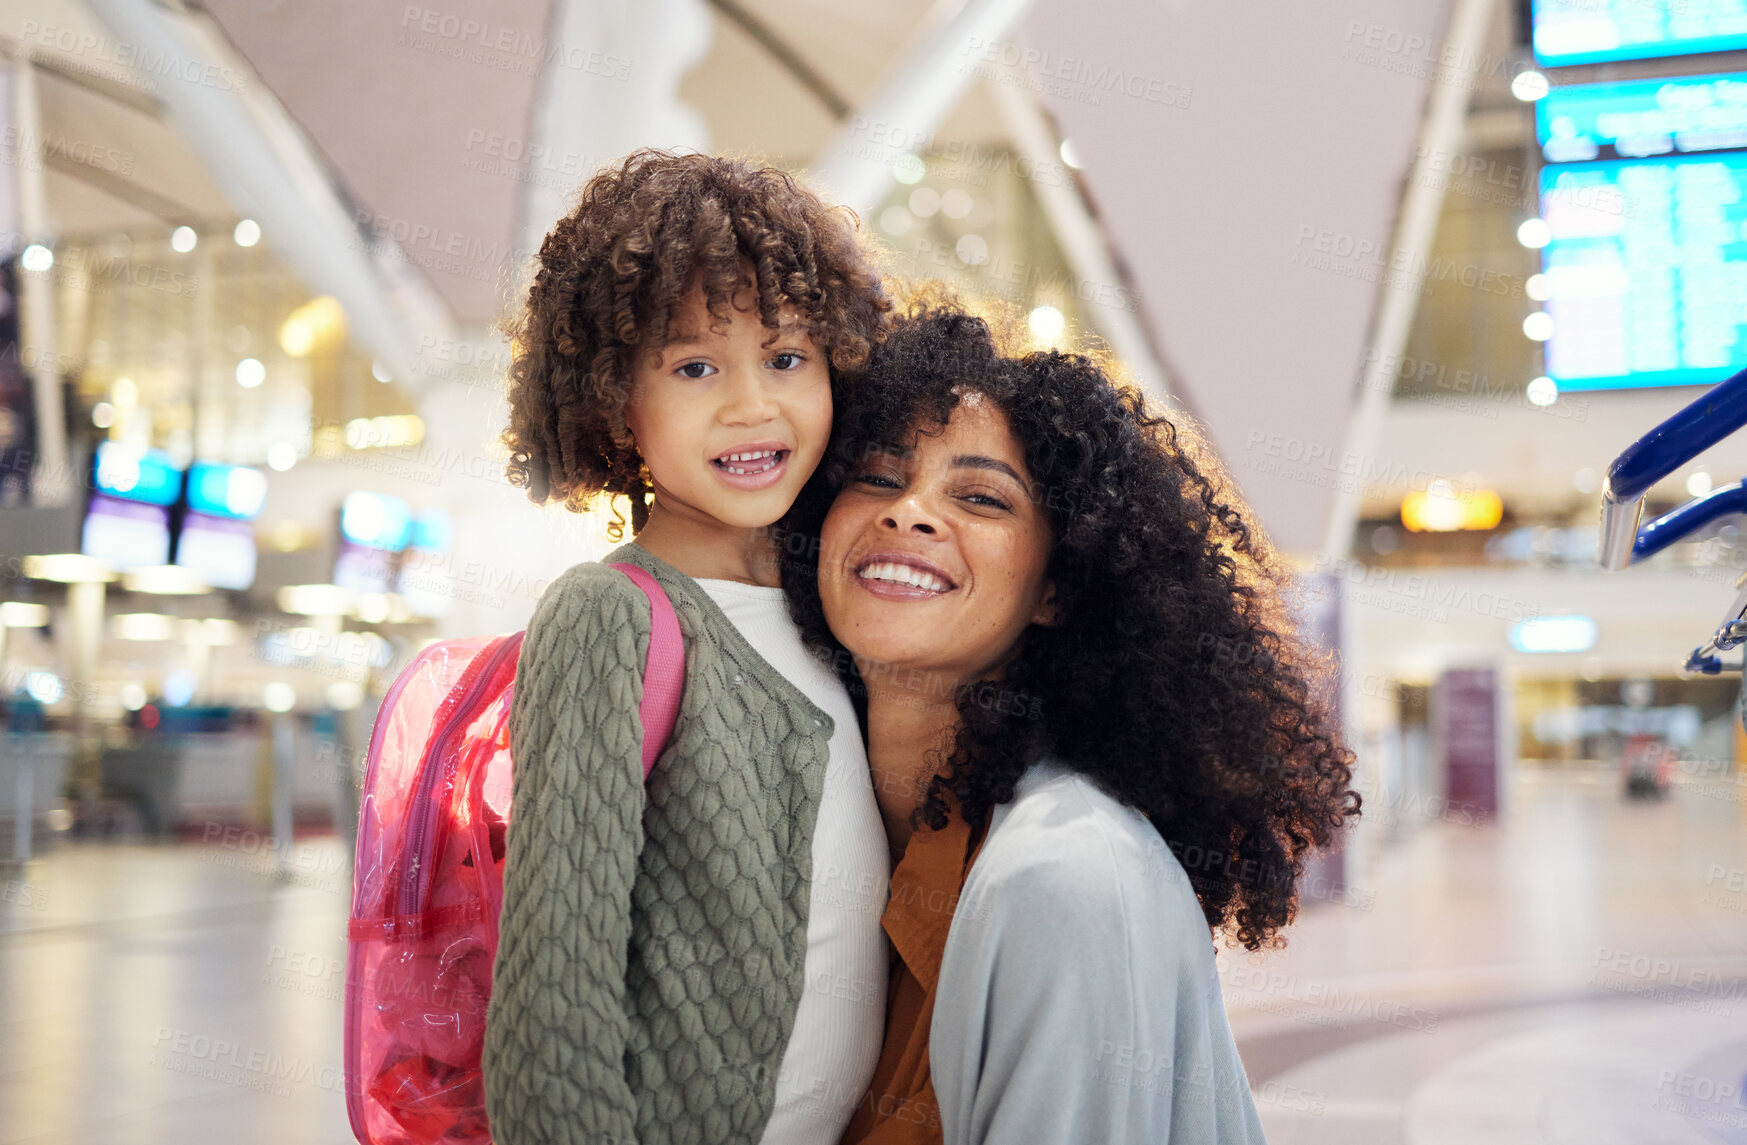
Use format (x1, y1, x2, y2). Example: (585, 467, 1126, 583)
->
(881, 498, 939, 536)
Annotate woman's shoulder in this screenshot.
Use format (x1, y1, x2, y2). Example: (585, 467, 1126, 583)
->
(963, 762, 1208, 940)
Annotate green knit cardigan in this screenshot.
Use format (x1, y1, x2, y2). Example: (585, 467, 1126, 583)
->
(481, 543, 834, 1145)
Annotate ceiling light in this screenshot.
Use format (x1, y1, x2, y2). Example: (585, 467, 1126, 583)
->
(0, 602, 50, 627)
(1511, 70, 1550, 101)
(22, 554, 115, 583)
(1028, 305, 1066, 345)
(122, 565, 211, 595)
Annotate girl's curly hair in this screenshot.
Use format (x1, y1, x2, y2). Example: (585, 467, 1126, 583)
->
(501, 149, 891, 532)
(782, 306, 1360, 951)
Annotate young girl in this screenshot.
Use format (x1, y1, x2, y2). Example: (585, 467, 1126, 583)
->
(482, 150, 893, 1145)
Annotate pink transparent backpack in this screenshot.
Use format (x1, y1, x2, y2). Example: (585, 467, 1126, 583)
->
(344, 562, 684, 1145)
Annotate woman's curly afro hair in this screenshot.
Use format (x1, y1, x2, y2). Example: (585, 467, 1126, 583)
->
(782, 306, 1360, 951)
(501, 149, 891, 531)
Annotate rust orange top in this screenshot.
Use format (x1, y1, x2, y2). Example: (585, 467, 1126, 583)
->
(839, 808, 984, 1145)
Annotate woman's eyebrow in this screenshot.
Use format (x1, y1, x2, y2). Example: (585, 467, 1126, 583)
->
(951, 454, 1025, 484)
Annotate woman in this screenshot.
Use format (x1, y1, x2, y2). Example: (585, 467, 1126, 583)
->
(780, 308, 1360, 1145)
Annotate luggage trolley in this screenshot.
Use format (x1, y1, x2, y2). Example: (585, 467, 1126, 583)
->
(1599, 363, 1747, 796)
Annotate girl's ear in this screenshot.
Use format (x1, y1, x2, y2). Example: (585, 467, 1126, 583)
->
(1032, 580, 1059, 627)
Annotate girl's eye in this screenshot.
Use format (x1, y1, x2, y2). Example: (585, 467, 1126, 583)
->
(676, 361, 714, 380)
(769, 352, 804, 371)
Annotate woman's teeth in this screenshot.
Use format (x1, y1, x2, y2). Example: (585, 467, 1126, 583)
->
(715, 450, 782, 475)
(859, 562, 951, 593)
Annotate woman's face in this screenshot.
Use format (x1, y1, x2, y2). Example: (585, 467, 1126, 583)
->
(820, 393, 1056, 691)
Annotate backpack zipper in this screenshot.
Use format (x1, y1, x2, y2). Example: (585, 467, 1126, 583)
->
(398, 635, 521, 915)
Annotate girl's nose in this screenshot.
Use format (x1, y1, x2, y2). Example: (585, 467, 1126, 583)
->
(719, 367, 780, 426)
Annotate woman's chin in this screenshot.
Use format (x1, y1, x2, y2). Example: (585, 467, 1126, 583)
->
(843, 640, 951, 689)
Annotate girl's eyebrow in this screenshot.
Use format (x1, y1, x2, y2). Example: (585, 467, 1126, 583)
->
(654, 333, 710, 359)
(761, 323, 815, 347)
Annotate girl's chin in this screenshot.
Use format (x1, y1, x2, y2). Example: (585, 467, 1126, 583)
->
(699, 492, 798, 530)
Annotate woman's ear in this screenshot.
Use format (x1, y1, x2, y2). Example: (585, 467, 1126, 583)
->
(1032, 581, 1059, 627)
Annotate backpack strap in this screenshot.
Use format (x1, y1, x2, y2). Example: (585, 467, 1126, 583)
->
(609, 562, 685, 779)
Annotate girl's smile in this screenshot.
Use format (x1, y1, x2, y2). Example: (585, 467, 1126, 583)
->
(710, 441, 791, 488)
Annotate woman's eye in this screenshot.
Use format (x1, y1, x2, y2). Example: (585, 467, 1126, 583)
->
(676, 361, 714, 379)
(963, 493, 1012, 511)
(854, 472, 901, 490)
(769, 352, 804, 370)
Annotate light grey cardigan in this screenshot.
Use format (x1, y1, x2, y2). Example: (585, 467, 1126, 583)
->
(931, 761, 1269, 1145)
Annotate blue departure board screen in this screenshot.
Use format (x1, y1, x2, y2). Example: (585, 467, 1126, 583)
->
(92, 441, 182, 506)
(1538, 72, 1747, 161)
(1532, 0, 1747, 67)
(1539, 153, 1747, 391)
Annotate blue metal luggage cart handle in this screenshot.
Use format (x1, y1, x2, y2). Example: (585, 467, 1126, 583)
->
(1600, 364, 1747, 672)
(1600, 364, 1747, 570)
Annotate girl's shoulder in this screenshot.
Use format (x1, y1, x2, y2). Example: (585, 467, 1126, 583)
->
(526, 548, 812, 713)
(529, 560, 654, 632)
(530, 545, 706, 639)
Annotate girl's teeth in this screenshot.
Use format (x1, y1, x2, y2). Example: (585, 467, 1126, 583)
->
(719, 451, 781, 475)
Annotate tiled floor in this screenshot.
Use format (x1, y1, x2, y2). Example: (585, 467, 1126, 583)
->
(1, 767, 1743, 1143)
(1226, 767, 1747, 1144)
(1, 830, 355, 1144)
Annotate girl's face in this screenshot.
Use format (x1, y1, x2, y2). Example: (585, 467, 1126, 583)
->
(625, 281, 832, 531)
(819, 394, 1056, 690)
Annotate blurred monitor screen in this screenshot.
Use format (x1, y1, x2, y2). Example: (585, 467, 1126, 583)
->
(1537, 72, 1747, 162)
(333, 539, 397, 594)
(1538, 152, 1747, 391)
(395, 549, 454, 618)
(1532, 0, 1747, 67)
(186, 461, 268, 520)
(175, 511, 258, 590)
(92, 442, 183, 506)
(340, 491, 412, 552)
(408, 509, 453, 553)
(82, 493, 170, 568)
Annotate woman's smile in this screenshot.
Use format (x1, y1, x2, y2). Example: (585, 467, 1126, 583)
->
(852, 551, 959, 598)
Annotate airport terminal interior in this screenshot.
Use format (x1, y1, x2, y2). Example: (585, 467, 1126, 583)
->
(2, 0, 1746, 1142)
